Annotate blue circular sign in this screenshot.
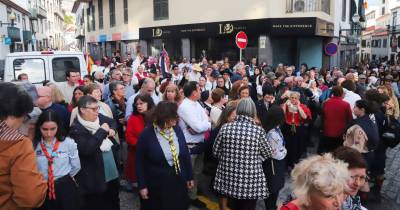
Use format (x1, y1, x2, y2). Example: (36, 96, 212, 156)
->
(325, 42, 338, 56)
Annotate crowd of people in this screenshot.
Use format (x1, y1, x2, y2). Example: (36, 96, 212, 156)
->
(1, 53, 400, 210)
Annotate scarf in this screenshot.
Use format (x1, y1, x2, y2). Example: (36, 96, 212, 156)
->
(77, 114, 119, 181)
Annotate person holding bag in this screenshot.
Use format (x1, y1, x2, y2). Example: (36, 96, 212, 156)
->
(69, 95, 120, 210)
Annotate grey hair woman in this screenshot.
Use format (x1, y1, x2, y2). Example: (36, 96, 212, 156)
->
(213, 98, 273, 210)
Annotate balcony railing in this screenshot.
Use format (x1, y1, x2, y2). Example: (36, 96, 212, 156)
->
(29, 5, 47, 19)
(286, 0, 331, 15)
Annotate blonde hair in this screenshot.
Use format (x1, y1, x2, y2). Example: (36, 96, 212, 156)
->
(162, 83, 180, 102)
(291, 154, 350, 206)
(46, 82, 66, 103)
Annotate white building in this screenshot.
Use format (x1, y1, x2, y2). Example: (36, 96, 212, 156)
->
(0, 0, 33, 78)
(74, 0, 366, 69)
(29, 0, 65, 50)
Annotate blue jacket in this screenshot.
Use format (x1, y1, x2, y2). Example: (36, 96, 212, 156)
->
(136, 125, 193, 190)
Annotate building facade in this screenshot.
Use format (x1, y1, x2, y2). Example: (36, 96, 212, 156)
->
(78, 0, 365, 69)
(0, 0, 34, 78)
(30, 0, 65, 50)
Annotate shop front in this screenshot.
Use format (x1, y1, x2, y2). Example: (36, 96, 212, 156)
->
(87, 31, 139, 62)
(139, 17, 334, 68)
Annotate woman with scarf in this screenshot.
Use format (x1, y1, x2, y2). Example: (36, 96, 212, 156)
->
(281, 91, 312, 170)
(136, 101, 193, 210)
(69, 95, 120, 210)
(33, 110, 81, 210)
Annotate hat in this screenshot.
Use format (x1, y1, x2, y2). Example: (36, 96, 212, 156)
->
(200, 90, 210, 102)
(266, 72, 277, 80)
(210, 69, 220, 78)
(221, 68, 233, 76)
(358, 74, 367, 79)
(192, 64, 203, 72)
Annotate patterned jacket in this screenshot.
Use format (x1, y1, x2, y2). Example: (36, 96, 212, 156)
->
(212, 115, 273, 199)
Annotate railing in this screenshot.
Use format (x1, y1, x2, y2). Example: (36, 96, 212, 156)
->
(286, 0, 331, 15)
(38, 6, 47, 19)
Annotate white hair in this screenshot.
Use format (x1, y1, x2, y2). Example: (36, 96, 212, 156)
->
(291, 154, 350, 206)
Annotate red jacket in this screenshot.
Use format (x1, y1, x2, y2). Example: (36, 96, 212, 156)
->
(323, 96, 353, 138)
(126, 114, 145, 146)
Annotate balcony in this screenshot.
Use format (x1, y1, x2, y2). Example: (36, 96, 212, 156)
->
(286, 0, 331, 15)
(29, 6, 47, 19)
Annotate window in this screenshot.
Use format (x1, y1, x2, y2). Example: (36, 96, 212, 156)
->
(383, 39, 387, 48)
(154, 0, 168, 20)
(361, 40, 366, 47)
(382, 7, 385, 15)
(91, 4, 95, 31)
(393, 12, 397, 26)
(342, 0, 346, 21)
(98, 0, 103, 29)
(86, 7, 90, 32)
(52, 57, 80, 82)
(123, 0, 128, 24)
(109, 0, 115, 27)
(13, 59, 46, 84)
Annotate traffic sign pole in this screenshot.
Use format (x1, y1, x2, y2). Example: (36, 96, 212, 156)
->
(235, 31, 248, 62)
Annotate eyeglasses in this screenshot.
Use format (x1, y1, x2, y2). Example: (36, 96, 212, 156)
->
(350, 175, 368, 184)
(84, 106, 100, 112)
(123, 73, 132, 77)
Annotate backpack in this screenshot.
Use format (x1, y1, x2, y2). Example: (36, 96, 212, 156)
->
(343, 124, 369, 153)
(382, 116, 400, 148)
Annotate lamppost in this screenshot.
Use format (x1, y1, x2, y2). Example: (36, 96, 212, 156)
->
(0, 13, 17, 52)
(0, 13, 16, 27)
(339, 14, 364, 44)
(338, 14, 365, 67)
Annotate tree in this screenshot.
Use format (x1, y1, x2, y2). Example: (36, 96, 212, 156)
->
(64, 15, 74, 25)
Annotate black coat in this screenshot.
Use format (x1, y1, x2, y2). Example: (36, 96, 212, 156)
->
(256, 99, 277, 130)
(69, 114, 118, 193)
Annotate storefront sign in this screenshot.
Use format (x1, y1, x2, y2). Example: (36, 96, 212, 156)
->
(99, 34, 107, 42)
(140, 18, 325, 40)
(269, 18, 316, 36)
(4, 37, 12, 45)
(89, 35, 96, 43)
(259, 36, 266, 49)
(122, 32, 138, 40)
(7, 27, 21, 42)
(112, 33, 121, 41)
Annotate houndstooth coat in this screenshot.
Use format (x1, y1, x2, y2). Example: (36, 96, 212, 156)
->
(212, 115, 273, 199)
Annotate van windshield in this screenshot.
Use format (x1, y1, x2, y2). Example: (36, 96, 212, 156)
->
(13, 58, 46, 84)
(52, 57, 81, 82)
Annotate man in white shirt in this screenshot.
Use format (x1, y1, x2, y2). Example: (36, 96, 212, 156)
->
(58, 69, 80, 103)
(341, 80, 361, 118)
(125, 78, 160, 120)
(178, 81, 211, 208)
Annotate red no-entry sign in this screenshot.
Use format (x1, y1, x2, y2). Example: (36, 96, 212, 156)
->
(236, 31, 248, 49)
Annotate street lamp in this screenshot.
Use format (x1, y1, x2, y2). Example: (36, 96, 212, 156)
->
(338, 13, 364, 44)
(0, 13, 16, 27)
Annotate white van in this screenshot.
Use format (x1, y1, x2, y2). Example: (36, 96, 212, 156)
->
(4, 51, 88, 85)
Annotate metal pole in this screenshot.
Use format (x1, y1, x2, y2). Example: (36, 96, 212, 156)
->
(240, 48, 242, 62)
